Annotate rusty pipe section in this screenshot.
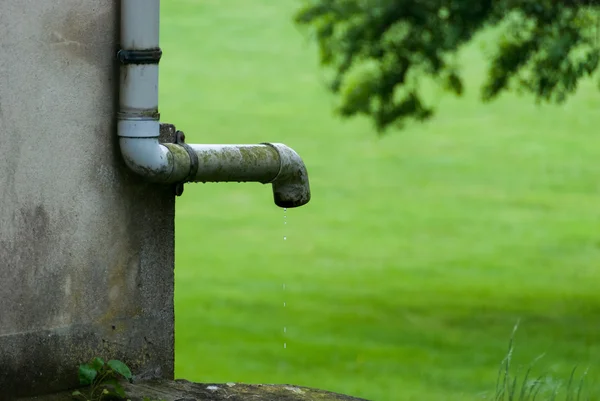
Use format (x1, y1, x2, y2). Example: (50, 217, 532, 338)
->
(117, 0, 310, 208)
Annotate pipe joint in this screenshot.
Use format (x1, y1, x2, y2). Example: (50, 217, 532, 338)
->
(118, 118, 159, 138)
(117, 48, 163, 65)
(173, 130, 199, 195)
(262, 143, 311, 208)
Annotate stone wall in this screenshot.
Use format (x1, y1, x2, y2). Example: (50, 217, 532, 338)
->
(0, 1, 175, 397)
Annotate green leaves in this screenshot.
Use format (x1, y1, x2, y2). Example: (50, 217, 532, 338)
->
(295, 0, 600, 132)
(73, 357, 133, 400)
(78, 363, 98, 386)
(107, 359, 133, 382)
(295, 0, 493, 132)
(483, 4, 600, 106)
(102, 377, 127, 398)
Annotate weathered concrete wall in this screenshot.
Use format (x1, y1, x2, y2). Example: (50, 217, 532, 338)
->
(0, 1, 175, 397)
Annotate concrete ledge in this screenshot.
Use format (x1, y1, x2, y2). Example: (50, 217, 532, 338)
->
(20, 378, 370, 401)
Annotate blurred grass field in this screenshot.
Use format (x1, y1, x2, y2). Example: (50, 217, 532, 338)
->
(159, 1, 600, 400)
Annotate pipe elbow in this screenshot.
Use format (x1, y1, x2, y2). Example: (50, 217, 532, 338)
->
(119, 137, 175, 183)
(118, 119, 192, 184)
(264, 143, 311, 208)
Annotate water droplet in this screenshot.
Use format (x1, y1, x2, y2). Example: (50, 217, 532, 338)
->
(282, 209, 289, 352)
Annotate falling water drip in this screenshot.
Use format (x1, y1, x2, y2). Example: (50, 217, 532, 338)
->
(283, 208, 287, 349)
(283, 208, 287, 240)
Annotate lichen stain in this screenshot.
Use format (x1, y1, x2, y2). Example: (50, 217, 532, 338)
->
(0, 102, 21, 209)
(43, 3, 117, 68)
(63, 275, 72, 296)
(99, 244, 142, 325)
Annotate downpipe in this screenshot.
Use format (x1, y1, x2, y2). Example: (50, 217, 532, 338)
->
(117, 0, 310, 208)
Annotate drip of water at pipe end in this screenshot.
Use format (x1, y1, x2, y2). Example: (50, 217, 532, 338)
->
(283, 208, 288, 350)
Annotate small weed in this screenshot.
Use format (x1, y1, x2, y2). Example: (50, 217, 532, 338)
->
(71, 357, 133, 401)
(492, 321, 591, 401)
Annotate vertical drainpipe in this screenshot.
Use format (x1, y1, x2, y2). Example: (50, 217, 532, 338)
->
(118, 0, 180, 183)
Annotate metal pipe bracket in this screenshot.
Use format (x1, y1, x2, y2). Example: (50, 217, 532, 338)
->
(158, 124, 199, 196)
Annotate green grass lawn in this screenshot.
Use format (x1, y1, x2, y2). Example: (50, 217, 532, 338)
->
(160, 1, 600, 400)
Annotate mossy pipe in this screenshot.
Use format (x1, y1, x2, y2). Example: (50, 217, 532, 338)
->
(189, 144, 311, 208)
(119, 136, 311, 207)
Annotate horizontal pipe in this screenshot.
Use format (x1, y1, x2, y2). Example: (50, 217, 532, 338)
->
(119, 138, 311, 207)
(189, 144, 280, 183)
(189, 143, 311, 208)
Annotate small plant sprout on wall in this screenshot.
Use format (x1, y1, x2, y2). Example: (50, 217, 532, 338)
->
(72, 358, 132, 401)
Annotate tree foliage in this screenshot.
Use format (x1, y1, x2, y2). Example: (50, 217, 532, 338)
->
(295, 0, 600, 132)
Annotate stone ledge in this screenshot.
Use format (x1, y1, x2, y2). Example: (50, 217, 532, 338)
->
(19, 378, 370, 401)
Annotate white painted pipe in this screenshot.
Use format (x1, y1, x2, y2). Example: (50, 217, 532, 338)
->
(118, 0, 174, 182)
(117, 0, 310, 207)
(120, 0, 160, 114)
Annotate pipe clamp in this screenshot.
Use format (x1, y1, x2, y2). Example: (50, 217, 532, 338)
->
(117, 48, 163, 65)
(174, 130, 199, 196)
